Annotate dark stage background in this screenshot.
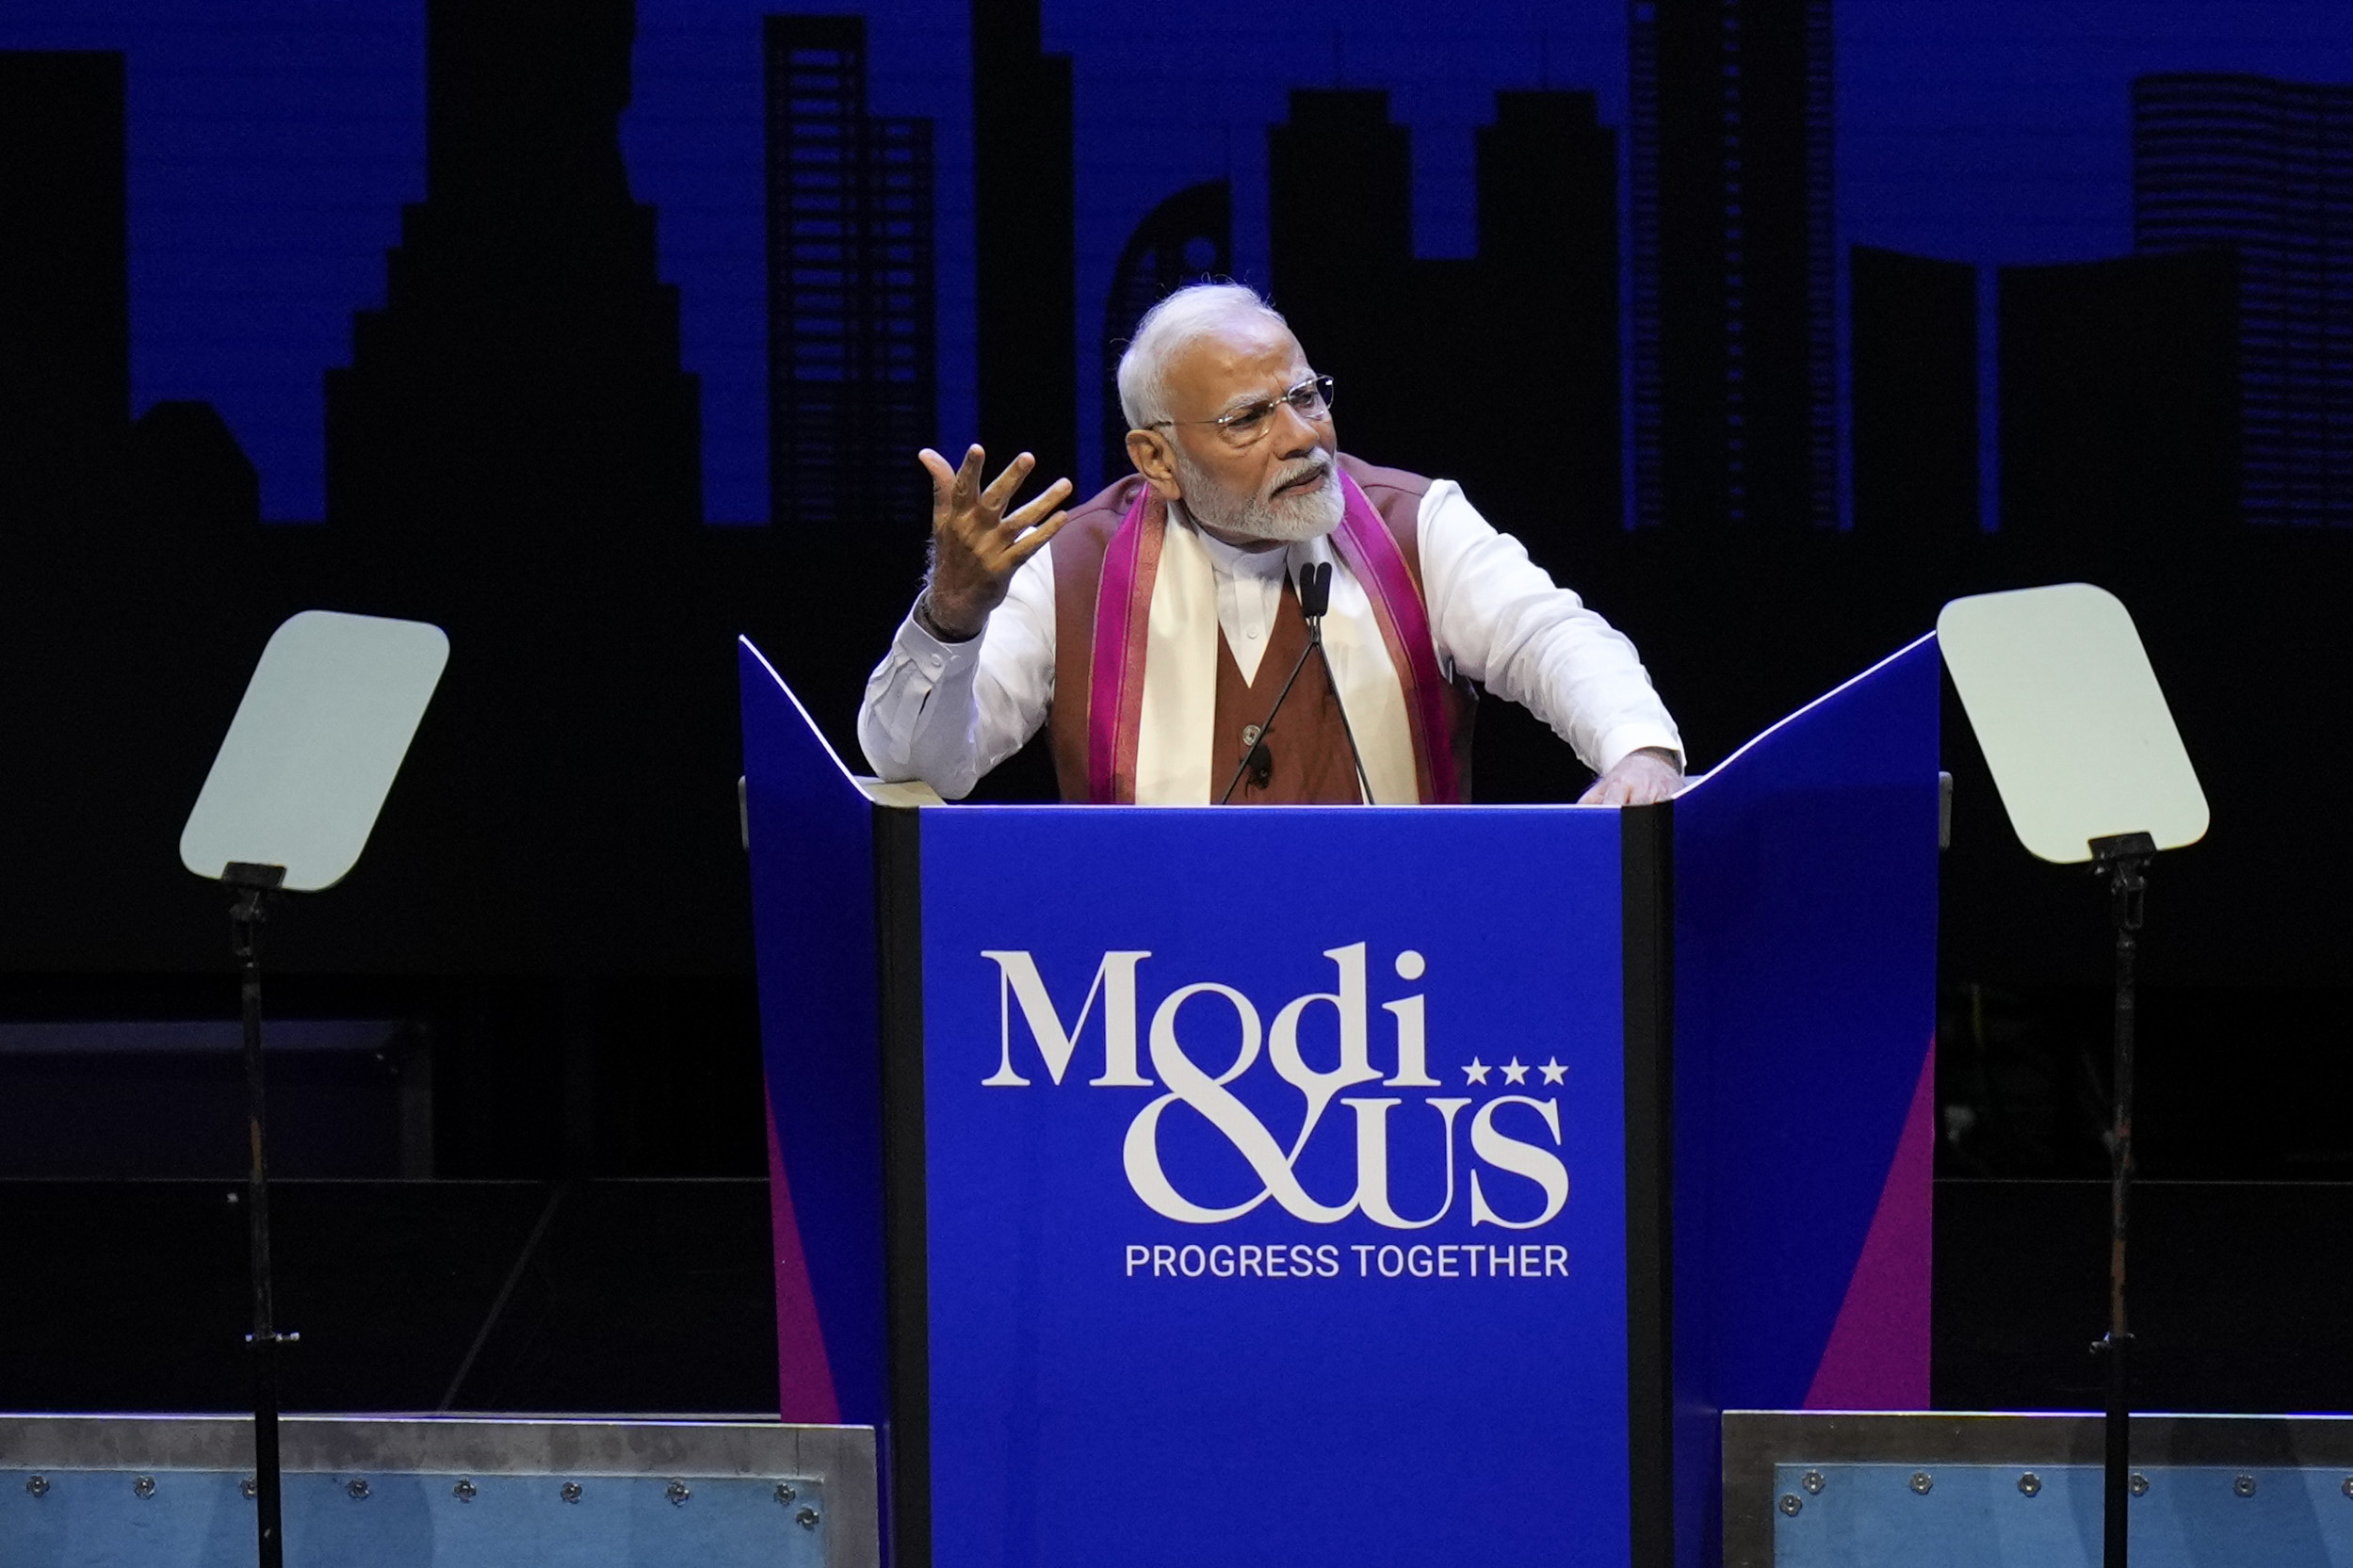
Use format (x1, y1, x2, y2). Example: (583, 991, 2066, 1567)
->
(3, 0, 2352, 1418)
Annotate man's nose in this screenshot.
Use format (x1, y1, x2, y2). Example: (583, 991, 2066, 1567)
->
(1272, 397, 1325, 458)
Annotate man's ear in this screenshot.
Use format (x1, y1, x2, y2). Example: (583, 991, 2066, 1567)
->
(1126, 429, 1181, 500)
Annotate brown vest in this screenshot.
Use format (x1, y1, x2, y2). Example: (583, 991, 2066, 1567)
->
(1047, 455, 1477, 803)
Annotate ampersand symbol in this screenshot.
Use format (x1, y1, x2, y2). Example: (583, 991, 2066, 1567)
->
(1120, 982, 1360, 1223)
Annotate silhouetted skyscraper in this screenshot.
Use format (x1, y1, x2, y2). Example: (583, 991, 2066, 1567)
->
(1999, 251, 2239, 550)
(765, 16, 935, 530)
(1100, 182, 1230, 485)
(1631, 0, 1836, 530)
(0, 51, 127, 526)
(1848, 246, 1976, 539)
(2135, 73, 2353, 527)
(1475, 90, 1621, 549)
(1270, 89, 1413, 418)
(1270, 89, 1621, 557)
(973, 0, 1076, 490)
(326, 0, 701, 532)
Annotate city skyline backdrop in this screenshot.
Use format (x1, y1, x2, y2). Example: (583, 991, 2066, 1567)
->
(3, 0, 2353, 1192)
(11, 1, 2353, 1442)
(5, 0, 2349, 525)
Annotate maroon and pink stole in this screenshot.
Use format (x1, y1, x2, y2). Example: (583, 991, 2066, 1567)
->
(1083, 473, 1463, 804)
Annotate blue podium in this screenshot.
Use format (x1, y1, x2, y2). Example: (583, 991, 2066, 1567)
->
(739, 636, 1941, 1568)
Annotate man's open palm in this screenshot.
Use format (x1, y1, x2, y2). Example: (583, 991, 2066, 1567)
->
(918, 445, 1072, 639)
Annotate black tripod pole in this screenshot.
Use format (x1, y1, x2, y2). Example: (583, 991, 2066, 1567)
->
(2090, 831, 2153, 1568)
(227, 861, 288, 1568)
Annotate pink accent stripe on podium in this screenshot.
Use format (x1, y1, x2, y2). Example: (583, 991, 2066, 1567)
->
(765, 1082, 840, 1424)
(1803, 1040, 1935, 1410)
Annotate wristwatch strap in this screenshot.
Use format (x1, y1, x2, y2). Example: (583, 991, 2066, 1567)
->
(913, 591, 979, 644)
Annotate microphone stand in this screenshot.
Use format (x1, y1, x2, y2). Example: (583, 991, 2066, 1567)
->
(1308, 621, 1375, 806)
(1217, 561, 1376, 805)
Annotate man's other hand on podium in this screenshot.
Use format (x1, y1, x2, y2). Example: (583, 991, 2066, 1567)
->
(1579, 746, 1683, 807)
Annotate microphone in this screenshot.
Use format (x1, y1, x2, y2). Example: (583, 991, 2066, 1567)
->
(1216, 560, 1378, 805)
(1297, 558, 1331, 619)
(1300, 563, 1376, 806)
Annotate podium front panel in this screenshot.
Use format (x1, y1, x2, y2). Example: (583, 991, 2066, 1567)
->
(910, 806, 1633, 1568)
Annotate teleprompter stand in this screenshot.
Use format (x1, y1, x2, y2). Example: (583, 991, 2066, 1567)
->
(226, 861, 294, 1568)
(1939, 584, 2209, 1568)
(177, 610, 449, 1568)
(2090, 830, 2155, 1568)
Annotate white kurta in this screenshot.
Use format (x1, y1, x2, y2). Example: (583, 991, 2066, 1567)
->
(856, 478, 1682, 801)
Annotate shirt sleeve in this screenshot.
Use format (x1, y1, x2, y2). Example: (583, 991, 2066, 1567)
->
(1417, 481, 1683, 775)
(855, 548, 1057, 800)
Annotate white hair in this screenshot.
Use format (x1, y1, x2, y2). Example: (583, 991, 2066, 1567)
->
(1115, 283, 1290, 430)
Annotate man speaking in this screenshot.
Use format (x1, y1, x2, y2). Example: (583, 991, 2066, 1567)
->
(858, 283, 1682, 805)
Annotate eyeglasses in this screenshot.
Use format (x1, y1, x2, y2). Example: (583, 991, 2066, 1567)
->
(1150, 374, 1336, 448)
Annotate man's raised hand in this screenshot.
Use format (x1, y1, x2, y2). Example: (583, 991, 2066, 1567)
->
(917, 445, 1073, 640)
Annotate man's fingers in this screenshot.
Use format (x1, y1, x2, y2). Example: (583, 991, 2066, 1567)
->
(951, 444, 986, 501)
(1001, 509, 1073, 567)
(1003, 477, 1074, 530)
(1578, 769, 1640, 806)
(917, 449, 959, 518)
(979, 452, 1038, 514)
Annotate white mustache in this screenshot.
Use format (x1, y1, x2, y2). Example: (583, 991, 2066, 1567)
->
(1268, 457, 1331, 498)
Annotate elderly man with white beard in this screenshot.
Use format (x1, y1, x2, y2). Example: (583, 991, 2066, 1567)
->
(857, 283, 1684, 806)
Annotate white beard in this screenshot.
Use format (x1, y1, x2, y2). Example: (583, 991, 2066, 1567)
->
(1174, 447, 1345, 543)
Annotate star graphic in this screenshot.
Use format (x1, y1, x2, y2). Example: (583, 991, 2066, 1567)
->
(1463, 1058, 1491, 1085)
(1540, 1059, 1567, 1085)
(1501, 1057, 1530, 1085)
